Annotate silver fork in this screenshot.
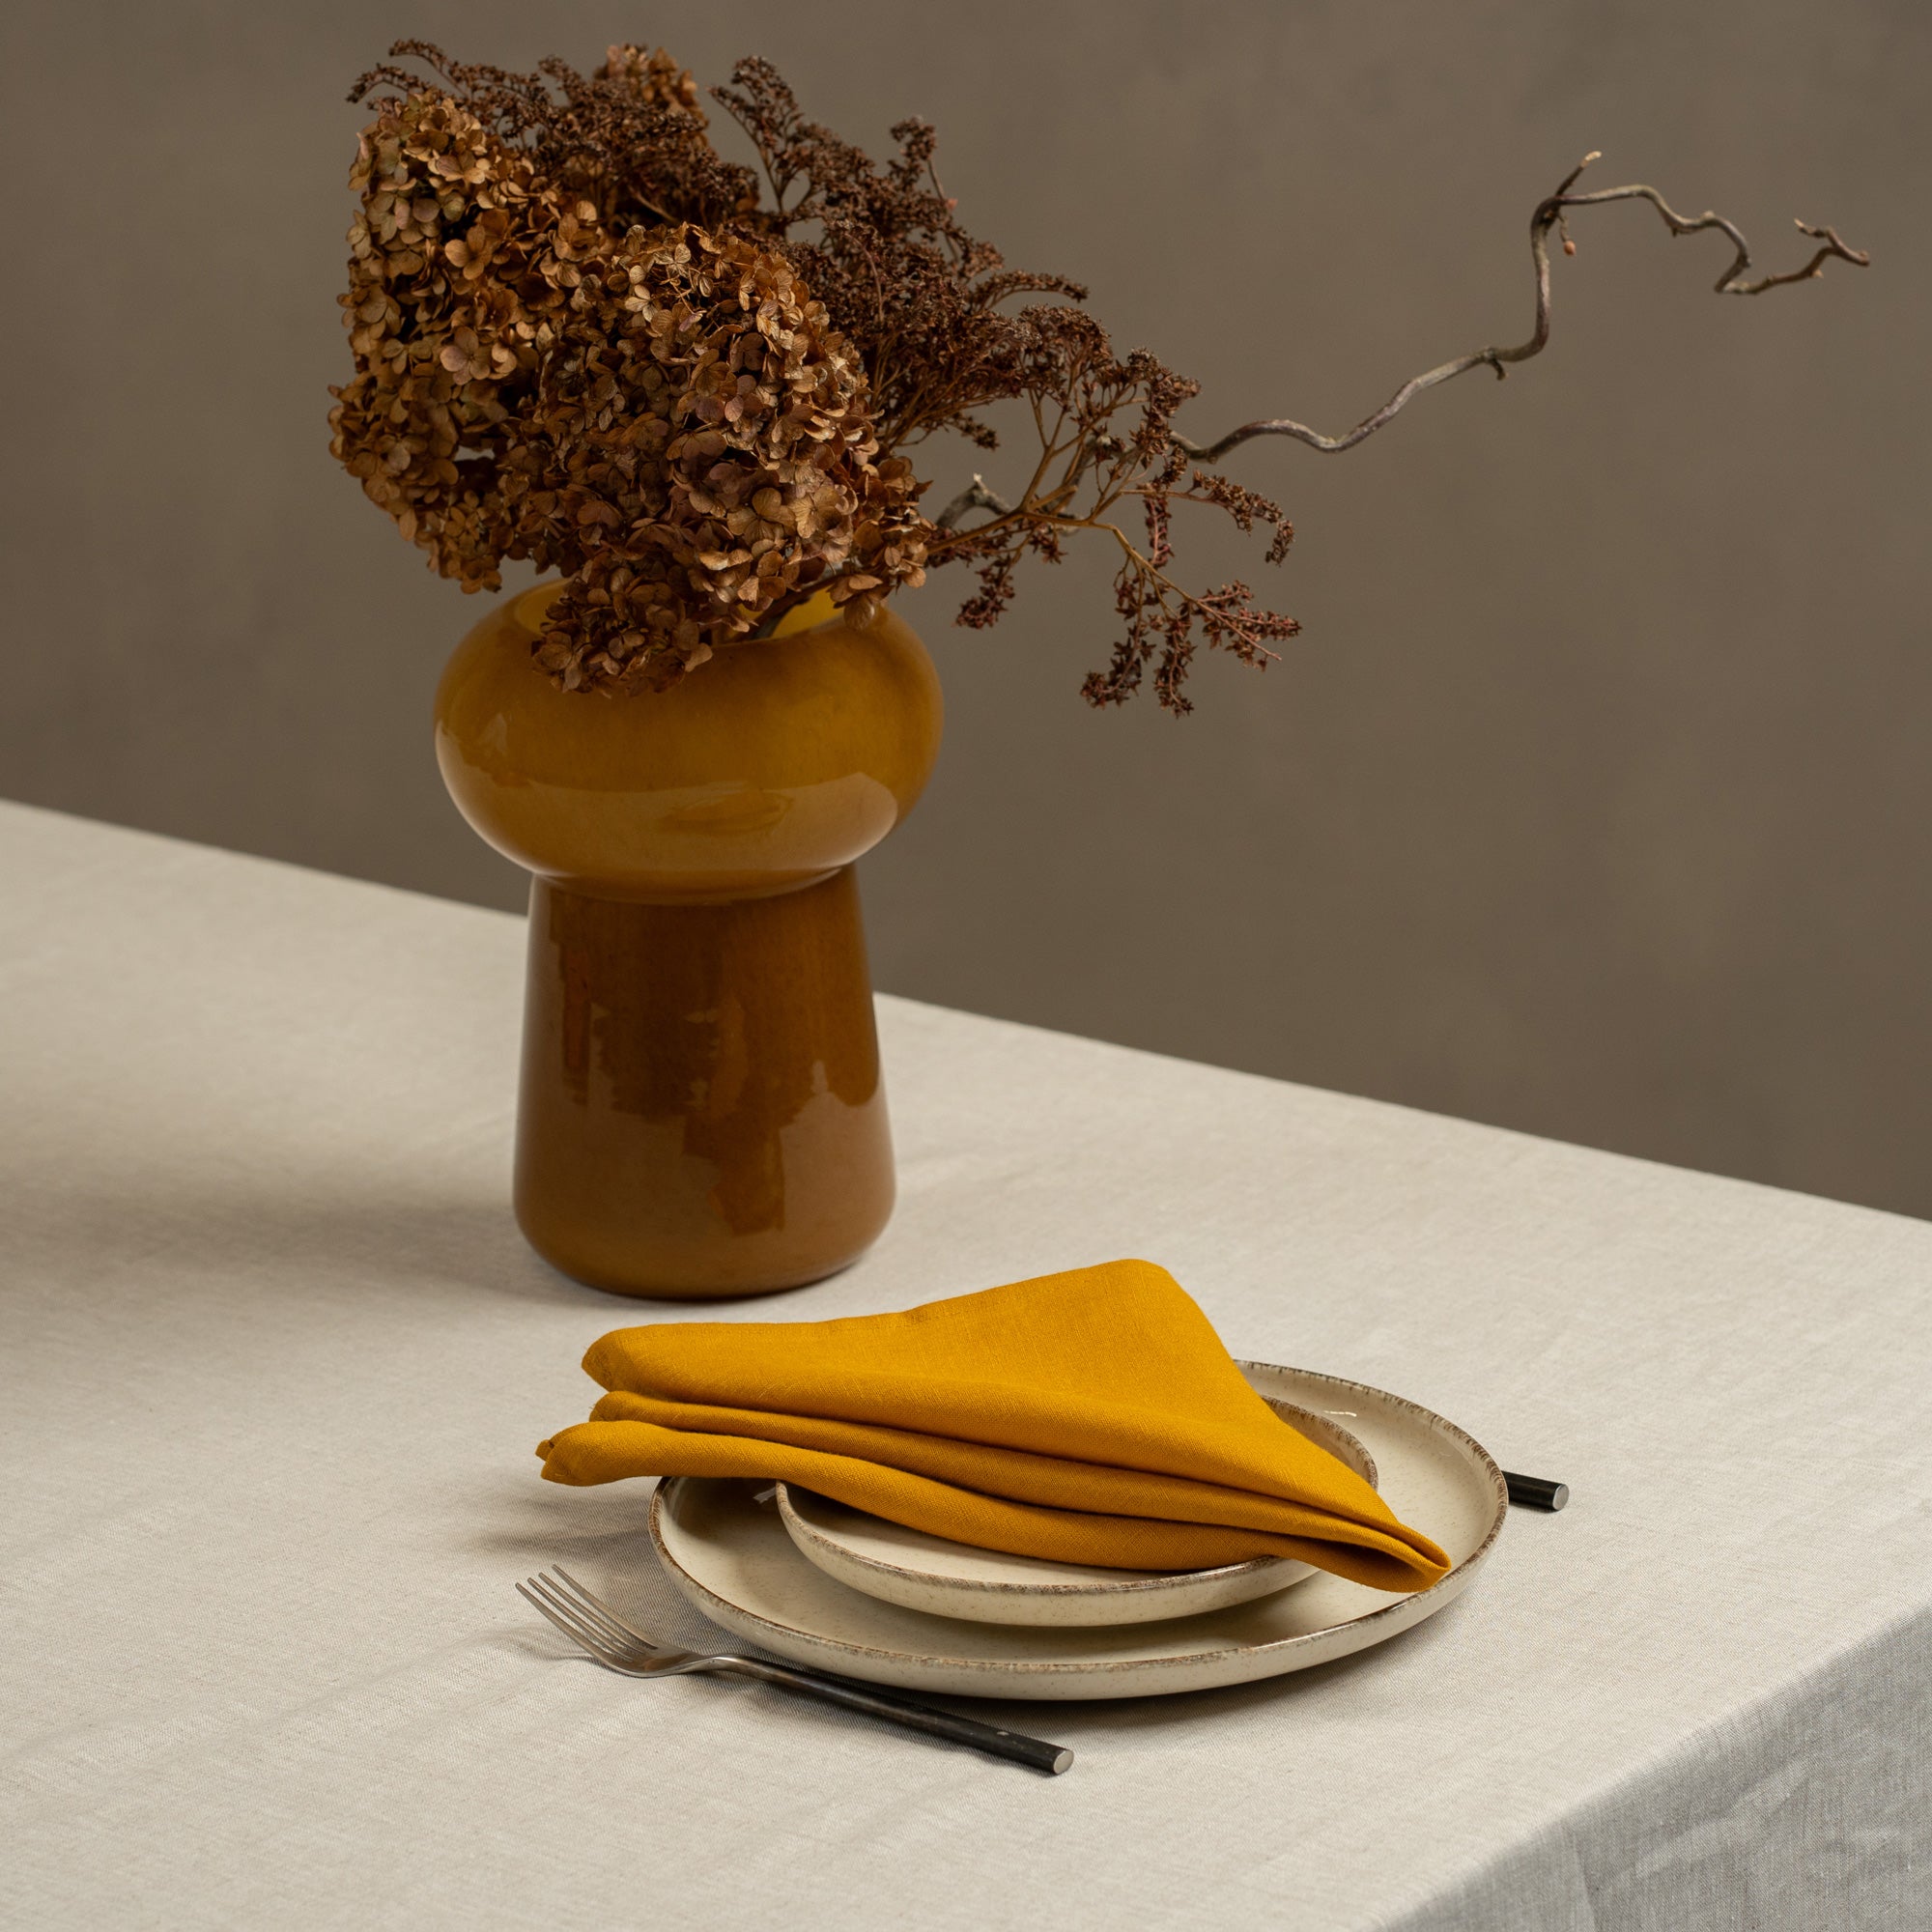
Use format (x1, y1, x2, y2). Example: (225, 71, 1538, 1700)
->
(517, 1567, 1074, 1775)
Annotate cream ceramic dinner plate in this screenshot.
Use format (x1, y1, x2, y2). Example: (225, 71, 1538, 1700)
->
(771, 1398, 1378, 1627)
(649, 1362, 1507, 1699)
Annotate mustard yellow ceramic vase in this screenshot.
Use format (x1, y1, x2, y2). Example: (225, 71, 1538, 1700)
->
(435, 582, 943, 1298)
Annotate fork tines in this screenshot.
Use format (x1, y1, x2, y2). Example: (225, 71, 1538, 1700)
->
(517, 1567, 656, 1669)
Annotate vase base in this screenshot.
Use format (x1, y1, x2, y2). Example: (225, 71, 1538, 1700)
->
(515, 1208, 882, 1302)
(512, 867, 896, 1300)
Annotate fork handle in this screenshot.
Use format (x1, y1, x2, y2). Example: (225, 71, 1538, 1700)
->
(721, 1658, 1073, 1774)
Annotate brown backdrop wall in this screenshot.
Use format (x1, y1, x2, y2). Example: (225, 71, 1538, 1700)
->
(4, 0, 1928, 1215)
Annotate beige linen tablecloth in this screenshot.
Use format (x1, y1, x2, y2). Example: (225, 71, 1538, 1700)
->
(3, 799, 1928, 1931)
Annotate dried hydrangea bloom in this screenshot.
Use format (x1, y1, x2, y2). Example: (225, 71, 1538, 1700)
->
(521, 224, 927, 693)
(328, 90, 599, 591)
(596, 43, 707, 121)
(331, 71, 925, 695)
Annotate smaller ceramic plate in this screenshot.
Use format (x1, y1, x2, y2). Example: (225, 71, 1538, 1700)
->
(773, 1399, 1378, 1627)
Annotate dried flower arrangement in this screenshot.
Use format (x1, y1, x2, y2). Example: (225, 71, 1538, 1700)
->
(330, 41, 1866, 712)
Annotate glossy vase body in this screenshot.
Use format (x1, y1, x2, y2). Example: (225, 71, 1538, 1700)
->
(435, 582, 943, 1297)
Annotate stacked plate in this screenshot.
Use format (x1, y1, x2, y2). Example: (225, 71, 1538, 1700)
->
(651, 1361, 1508, 1700)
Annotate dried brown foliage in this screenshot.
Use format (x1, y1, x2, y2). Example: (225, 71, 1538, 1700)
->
(334, 45, 1861, 708)
(332, 40, 1290, 706)
(330, 50, 927, 692)
(518, 223, 927, 690)
(328, 89, 581, 594)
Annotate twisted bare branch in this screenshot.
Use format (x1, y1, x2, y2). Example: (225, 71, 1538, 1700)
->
(1175, 152, 1870, 464)
(933, 473, 1016, 530)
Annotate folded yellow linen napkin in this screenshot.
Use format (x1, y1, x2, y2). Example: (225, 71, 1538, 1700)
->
(538, 1259, 1451, 1593)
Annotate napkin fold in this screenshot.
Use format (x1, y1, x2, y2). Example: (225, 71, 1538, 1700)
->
(538, 1259, 1452, 1593)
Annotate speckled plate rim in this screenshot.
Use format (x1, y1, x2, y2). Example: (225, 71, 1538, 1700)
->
(648, 1362, 1509, 1699)
(770, 1398, 1377, 1624)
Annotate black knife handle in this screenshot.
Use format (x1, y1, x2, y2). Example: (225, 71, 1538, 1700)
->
(1502, 1470, 1570, 1512)
(724, 1656, 1073, 1774)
